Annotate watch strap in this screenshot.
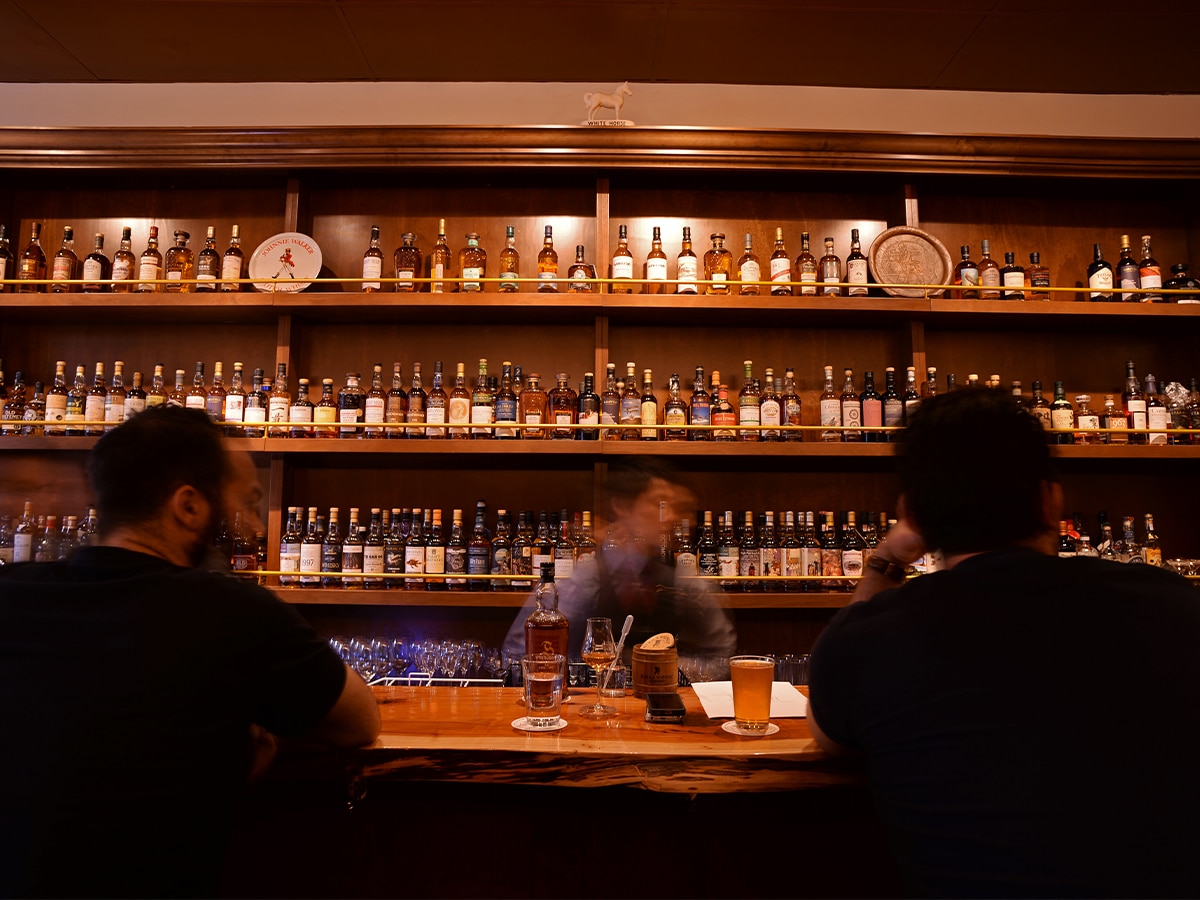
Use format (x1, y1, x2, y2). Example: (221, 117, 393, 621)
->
(864, 554, 907, 583)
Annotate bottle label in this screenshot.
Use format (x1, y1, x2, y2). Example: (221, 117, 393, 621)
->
(739, 403, 760, 428)
(363, 545, 385, 574)
(52, 257, 73, 281)
(665, 407, 687, 426)
(362, 257, 382, 291)
(404, 545, 425, 575)
(425, 546, 445, 575)
(554, 555, 574, 579)
(1140, 268, 1162, 291)
(1147, 406, 1168, 443)
(691, 400, 710, 426)
(224, 395, 244, 423)
(82, 259, 103, 281)
(1003, 271, 1024, 289)
(738, 550, 760, 578)
(769, 257, 790, 283)
(425, 406, 445, 438)
(85, 395, 105, 423)
(1089, 268, 1113, 297)
(299, 544, 322, 576)
(760, 547, 781, 578)
(13, 533, 32, 563)
(981, 268, 1001, 288)
(760, 399, 780, 428)
(842, 399, 861, 431)
(959, 265, 979, 287)
(612, 256, 634, 280)
(269, 396, 289, 424)
(104, 396, 124, 424)
(675, 551, 698, 577)
(712, 410, 737, 438)
(111, 259, 131, 281)
(243, 406, 267, 424)
(736, 260, 759, 287)
(432, 261, 446, 293)
(462, 266, 482, 291)
(841, 549, 864, 577)
(646, 258, 668, 281)
(289, 403, 312, 423)
(445, 548, 466, 583)
(800, 546, 821, 577)
(1126, 399, 1147, 431)
(578, 409, 599, 426)
(718, 547, 739, 576)
(221, 255, 242, 280)
(185, 395, 205, 411)
(640, 400, 656, 437)
(1077, 414, 1100, 431)
(677, 256, 698, 288)
(884, 398, 903, 427)
(847, 259, 868, 295)
(862, 398, 882, 428)
(1050, 409, 1073, 431)
(124, 397, 146, 418)
(398, 268, 416, 284)
(448, 397, 470, 427)
(167, 271, 183, 283)
(364, 397, 385, 424)
(342, 545, 364, 572)
(472, 405, 493, 426)
(820, 398, 840, 429)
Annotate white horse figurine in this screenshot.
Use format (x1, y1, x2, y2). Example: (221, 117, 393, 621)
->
(584, 82, 633, 122)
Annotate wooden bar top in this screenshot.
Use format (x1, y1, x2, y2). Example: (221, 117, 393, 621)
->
(356, 685, 858, 794)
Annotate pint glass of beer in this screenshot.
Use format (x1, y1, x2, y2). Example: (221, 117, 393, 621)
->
(729, 655, 775, 733)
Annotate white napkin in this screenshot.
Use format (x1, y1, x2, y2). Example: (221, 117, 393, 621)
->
(691, 681, 808, 718)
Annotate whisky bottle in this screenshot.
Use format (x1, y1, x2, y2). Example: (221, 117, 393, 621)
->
(195, 226, 220, 290)
(0, 224, 11, 292)
(19, 379, 42, 435)
(385, 362, 407, 438)
(712, 380, 737, 441)
(1143, 513, 1162, 567)
(1027, 380, 1051, 430)
(50, 226, 79, 292)
(537, 225, 558, 292)
(1144, 373, 1168, 445)
(82, 362, 106, 436)
(567, 244, 596, 292)
(185, 361, 207, 412)
(338, 372, 366, 438)
(467, 504, 493, 591)
(976, 239, 1001, 299)
(616, 362, 640, 440)
(336, 507, 363, 589)
(953, 245, 979, 299)
(458, 232, 486, 292)
(716, 511, 739, 590)
(820, 512, 844, 590)
(578, 372, 600, 440)
(289, 378, 314, 437)
(241, 368, 265, 436)
(297, 507, 322, 587)
(405, 363, 427, 438)
(820, 236, 842, 296)
(81, 233, 111, 292)
(860, 370, 883, 442)
(509, 512, 534, 592)
(278, 507, 300, 586)
(429, 220, 451, 293)
(1138, 234, 1162, 302)
(402, 508, 426, 589)
(903, 366, 921, 423)
(497, 225, 519, 292)
(1122, 360, 1147, 444)
(424, 508, 447, 592)
(519, 372, 548, 439)
(122, 367, 146, 422)
(735, 232, 761, 295)
(769, 227, 792, 295)
(221, 362, 245, 434)
(471, 358, 495, 438)
(700, 231, 733, 295)
(819, 364, 840, 442)
(675, 227, 699, 294)
(549, 371, 578, 439)
(553, 509, 576, 579)
(759, 369, 781, 441)
(663, 373, 688, 440)
(780, 367, 802, 441)
(696, 511, 719, 578)
(1049, 381, 1074, 444)
(493, 361, 519, 440)
(643, 226, 668, 294)
(17, 222, 47, 292)
(1074, 393, 1100, 444)
(611, 224, 634, 293)
(142, 363, 166, 412)
(425, 362, 447, 438)
(639, 369, 658, 440)
(201, 361, 224, 423)
(599, 362, 620, 438)
(796, 231, 818, 296)
(393, 231, 423, 292)
(447, 361, 471, 438)
(1088, 243, 1114, 301)
(164, 230, 194, 292)
(220, 225, 244, 292)
(362, 362, 386, 438)
(879, 367, 903, 439)
(738, 510, 761, 592)
(525, 563, 570, 697)
(383, 508, 406, 589)
(688, 365, 711, 441)
(320, 507, 343, 588)
(1000, 252, 1025, 300)
(840, 367, 861, 441)
(65, 365, 88, 435)
(136, 226, 163, 292)
(1116, 234, 1139, 302)
(737, 360, 760, 441)
(845, 228, 868, 297)
(780, 511, 802, 591)
(268, 362, 290, 436)
(362, 225, 384, 292)
(1028, 252, 1050, 300)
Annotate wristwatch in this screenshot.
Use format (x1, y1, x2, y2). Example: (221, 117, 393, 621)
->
(864, 554, 907, 583)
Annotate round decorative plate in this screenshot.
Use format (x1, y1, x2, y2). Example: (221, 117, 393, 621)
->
(249, 232, 322, 292)
(721, 721, 780, 737)
(867, 226, 953, 298)
(511, 717, 568, 733)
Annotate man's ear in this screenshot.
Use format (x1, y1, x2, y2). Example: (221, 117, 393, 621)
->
(168, 485, 211, 533)
(1040, 480, 1064, 531)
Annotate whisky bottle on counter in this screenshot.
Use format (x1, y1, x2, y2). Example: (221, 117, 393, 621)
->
(338, 372, 366, 438)
(519, 372, 548, 439)
(267, 362, 290, 436)
(321, 507, 343, 587)
(361, 225, 384, 292)
(820, 236, 842, 297)
(494, 361, 518, 439)
(735, 233, 760, 295)
(537, 225, 558, 293)
(64, 365, 88, 434)
(425, 362, 447, 438)
(243, 368, 267, 436)
(1074, 394, 1100, 444)
(619, 362, 640, 440)
(471, 358, 495, 438)
(222, 362, 244, 434)
(769, 227, 791, 295)
(458, 232, 486, 293)
(782, 367, 803, 441)
(610, 224, 634, 293)
(220, 225, 244, 292)
(1143, 513, 1162, 566)
(430, 219, 451, 293)
(953, 245, 978, 299)
(846, 229, 868, 297)
(424, 508, 447, 592)
(83, 362, 106, 436)
(81, 233, 111, 292)
(394, 231, 423, 292)
(795, 231, 817, 296)
(1116, 234, 1139, 302)
(195, 226, 220, 290)
(405, 363, 427, 438)
(50, 226, 78, 292)
(185, 362, 207, 412)
(643, 226, 668, 294)
(1049, 382, 1074, 444)
(860, 371, 883, 443)
(164, 230, 194, 292)
(688, 366, 711, 441)
(340, 508, 365, 589)
(839, 367, 861, 441)
(760, 370, 781, 441)
(497, 226, 519, 292)
(17, 222, 47, 292)
(525, 563, 569, 698)
(447, 362, 471, 438)
(1122, 361, 1147, 444)
(675, 227, 698, 294)
(881, 367, 902, 438)
(710, 380, 736, 442)
(549, 372, 578, 439)
(599, 362, 620, 437)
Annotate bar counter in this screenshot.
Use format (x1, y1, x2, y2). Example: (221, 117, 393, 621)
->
(361, 684, 859, 793)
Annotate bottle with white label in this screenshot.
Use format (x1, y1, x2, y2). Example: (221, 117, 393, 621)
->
(674, 227, 698, 294)
(1073, 394, 1101, 444)
(703, 231, 732, 295)
(361, 225, 383, 292)
(846, 228, 868, 297)
(1138, 234, 1162, 301)
(978, 239, 1001, 300)
(1049, 382, 1075, 444)
(458, 232, 486, 293)
(1144, 373, 1169, 444)
(1088, 243, 1115, 301)
(1122, 360, 1147, 444)
(819, 364, 841, 442)
(644, 226, 668, 294)
(12, 501, 35, 563)
(363, 363, 386, 437)
(220, 224, 244, 292)
(735, 233, 760, 295)
(611, 224, 634, 293)
(796, 232, 818, 296)
(769, 227, 791, 295)
(820, 236, 842, 296)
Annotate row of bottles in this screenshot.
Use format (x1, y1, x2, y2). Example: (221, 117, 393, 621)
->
(0, 502, 97, 564)
(1084, 235, 1199, 303)
(0, 222, 245, 292)
(2, 356, 1196, 444)
(1056, 512, 1163, 566)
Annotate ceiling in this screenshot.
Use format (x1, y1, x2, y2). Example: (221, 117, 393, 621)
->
(2, 0, 1199, 96)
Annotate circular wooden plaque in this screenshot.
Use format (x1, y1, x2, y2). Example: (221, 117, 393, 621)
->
(867, 226, 953, 297)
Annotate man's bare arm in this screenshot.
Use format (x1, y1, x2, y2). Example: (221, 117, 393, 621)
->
(301, 664, 382, 748)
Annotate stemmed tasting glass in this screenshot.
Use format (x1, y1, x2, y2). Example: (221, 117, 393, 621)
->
(578, 617, 618, 719)
(390, 637, 411, 679)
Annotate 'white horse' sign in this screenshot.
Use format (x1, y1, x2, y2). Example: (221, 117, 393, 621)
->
(582, 82, 634, 126)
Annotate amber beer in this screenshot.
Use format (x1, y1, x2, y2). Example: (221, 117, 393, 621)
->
(730, 655, 774, 732)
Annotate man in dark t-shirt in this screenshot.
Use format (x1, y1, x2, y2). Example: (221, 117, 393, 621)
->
(808, 389, 1200, 898)
(0, 407, 381, 897)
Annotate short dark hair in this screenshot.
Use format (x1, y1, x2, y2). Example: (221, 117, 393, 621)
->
(896, 388, 1054, 555)
(605, 458, 690, 506)
(87, 407, 228, 534)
